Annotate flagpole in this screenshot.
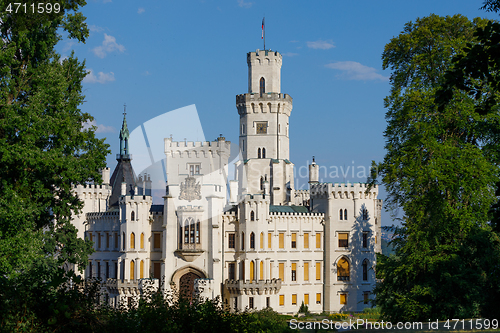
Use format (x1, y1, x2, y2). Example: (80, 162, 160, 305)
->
(262, 17, 265, 50)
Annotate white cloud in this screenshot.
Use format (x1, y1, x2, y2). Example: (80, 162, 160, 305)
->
(82, 120, 116, 133)
(307, 39, 335, 50)
(92, 33, 125, 58)
(325, 61, 389, 81)
(237, 0, 253, 8)
(88, 25, 104, 33)
(83, 69, 115, 84)
(138, 7, 145, 14)
(281, 52, 299, 57)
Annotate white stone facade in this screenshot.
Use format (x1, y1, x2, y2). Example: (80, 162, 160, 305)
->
(72, 48, 382, 313)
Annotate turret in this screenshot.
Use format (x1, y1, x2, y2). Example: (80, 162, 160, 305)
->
(309, 157, 319, 184)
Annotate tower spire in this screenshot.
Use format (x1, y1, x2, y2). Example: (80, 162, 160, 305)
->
(119, 104, 130, 159)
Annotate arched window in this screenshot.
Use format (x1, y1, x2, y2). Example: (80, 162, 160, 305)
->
(241, 232, 245, 250)
(337, 257, 350, 281)
(130, 232, 135, 249)
(362, 208, 368, 220)
(140, 233, 144, 249)
(362, 259, 368, 281)
(140, 260, 144, 279)
(339, 209, 343, 220)
(130, 260, 135, 280)
(259, 260, 264, 280)
(250, 232, 255, 249)
(250, 211, 255, 221)
(250, 260, 255, 281)
(131, 211, 135, 221)
(258, 148, 261, 158)
(262, 148, 266, 158)
(260, 77, 265, 97)
(344, 209, 347, 220)
(260, 232, 264, 249)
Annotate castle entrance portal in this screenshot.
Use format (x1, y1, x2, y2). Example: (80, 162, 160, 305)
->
(173, 267, 206, 302)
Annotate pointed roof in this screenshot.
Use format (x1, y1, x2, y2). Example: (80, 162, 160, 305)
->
(109, 110, 137, 207)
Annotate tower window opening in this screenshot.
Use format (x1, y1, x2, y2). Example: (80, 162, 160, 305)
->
(260, 177, 264, 191)
(262, 148, 266, 158)
(250, 210, 255, 221)
(250, 232, 255, 249)
(339, 209, 343, 220)
(260, 77, 265, 97)
(258, 148, 261, 159)
(131, 211, 135, 221)
(362, 259, 369, 281)
(344, 209, 348, 220)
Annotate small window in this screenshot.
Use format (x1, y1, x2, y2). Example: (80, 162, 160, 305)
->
(260, 232, 264, 249)
(140, 260, 144, 279)
(122, 232, 125, 250)
(279, 263, 284, 281)
(249, 297, 254, 309)
(344, 209, 347, 220)
(337, 257, 350, 281)
(304, 233, 309, 248)
(340, 293, 347, 305)
(338, 233, 349, 248)
(260, 260, 264, 280)
(316, 262, 321, 280)
(291, 233, 297, 248)
(229, 233, 235, 249)
(114, 232, 118, 249)
(291, 263, 297, 281)
(260, 77, 265, 96)
(279, 233, 284, 249)
(250, 260, 255, 281)
(362, 208, 368, 220)
(196, 222, 200, 244)
(304, 262, 309, 281)
(250, 232, 255, 249)
(140, 233, 144, 249)
(131, 211, 135, 221)
(106, 232, 110, 248)
(130, 232, 135, 249)
(266, 297, 270, 308)
(292, 294, 297, 305)
(339, 209, 343, 220)
(130, 260, 135, 280)
(363, 259, 369, 281)
(241, 232, 245, 250)
(228, 262, 236, 280)
(279, 295, 284, 306)
(97, 232, 101, 249)
(258, 148, 261, 158)
(364, 292, 370, 304)
(362, 232, 368, 248)
(262, 148, 266, 158)
(268, 232, 272, 249)
(304, 294, 309, 305)
(154, 233, 161, 249)
(316, 293, 321, 304)
(316, 233, 321, 248)
(250, 211, 255, 221)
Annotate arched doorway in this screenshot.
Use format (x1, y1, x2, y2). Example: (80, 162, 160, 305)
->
(172, 266, 207, 302)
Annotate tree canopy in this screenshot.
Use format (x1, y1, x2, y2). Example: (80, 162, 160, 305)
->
(372, 14, 500, 320)
(0, 0, 110, 328)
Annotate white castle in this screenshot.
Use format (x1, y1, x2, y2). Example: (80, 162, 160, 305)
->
(71, 49, 382, 313)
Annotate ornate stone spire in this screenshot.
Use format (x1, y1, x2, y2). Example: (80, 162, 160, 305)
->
(119, 104, 130, 158)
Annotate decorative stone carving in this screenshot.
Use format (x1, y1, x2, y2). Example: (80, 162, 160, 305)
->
(179, 176, 201, 201)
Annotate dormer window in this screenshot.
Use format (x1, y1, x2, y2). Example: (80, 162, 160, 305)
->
(260, 77, 265, 97)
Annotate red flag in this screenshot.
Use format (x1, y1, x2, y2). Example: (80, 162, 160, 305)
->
(262, 18, 264, 39)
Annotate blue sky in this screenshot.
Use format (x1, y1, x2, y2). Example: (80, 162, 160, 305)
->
(59, 0, 498, 226)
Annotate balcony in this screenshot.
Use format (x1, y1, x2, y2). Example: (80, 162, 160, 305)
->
(175, 243, 204, 262)
(337, 276, 350, 281)
(224, 279, 282, 296)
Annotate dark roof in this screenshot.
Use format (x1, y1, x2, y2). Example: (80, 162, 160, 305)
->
(150, 205, 163, 213)
(109, 158, 137, 207)
(269, 205, 309, 213)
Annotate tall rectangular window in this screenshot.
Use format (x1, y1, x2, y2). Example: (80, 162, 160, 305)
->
(316, 233, 321, 248)
(279, 295, 284, 306)
(279, 233, 284, 249)
(260, 232, 264, 249)
(268, 232, 272, 249)
(114, 233, 118, 249)
(304, 294, 309, 305)
(228, 262, 236, 280)
(304, 262, 309, 281)
(292, 294, 297, 305)
(291, 263, 297, 281)
(304, 233, 309, 248)
(340, 293, 347, 305)
(154, 233, 161, 249)
(228, 233, 235, 249)
(316, 293, 321, 304)
(106, 233, 110, 248)
(362, 232, 368, 248)
(291, 233, 297, 248)
(316, 262, 321, 280)
(153, 262, 161, 279)
(269, 262, 272, 279)
(364, 292, 370, 304)
(279, 263, 284, 281)
(97, 233, 101, 249)
(249, 297, 254, 309)
(339, 233, 349, 248)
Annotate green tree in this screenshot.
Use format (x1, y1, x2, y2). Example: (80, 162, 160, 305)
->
(0, 0, 109, 329)
(372, 14, 500, 321)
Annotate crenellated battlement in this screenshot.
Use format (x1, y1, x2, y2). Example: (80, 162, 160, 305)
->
(310, 182, 378, 199)
(269, 211, 323, 217)
(236, 93, 292, 116)
(164, 137, 231, 157)
(247, 49, 282, 65)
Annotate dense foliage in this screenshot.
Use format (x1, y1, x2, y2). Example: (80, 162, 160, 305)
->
(0, 0, 109, 329)
(372, 14, 500, 320)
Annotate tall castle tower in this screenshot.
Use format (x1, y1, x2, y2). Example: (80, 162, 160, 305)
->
(236, 50, 294, 205)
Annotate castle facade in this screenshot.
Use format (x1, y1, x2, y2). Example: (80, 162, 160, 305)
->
(71, 49, 382, 313)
